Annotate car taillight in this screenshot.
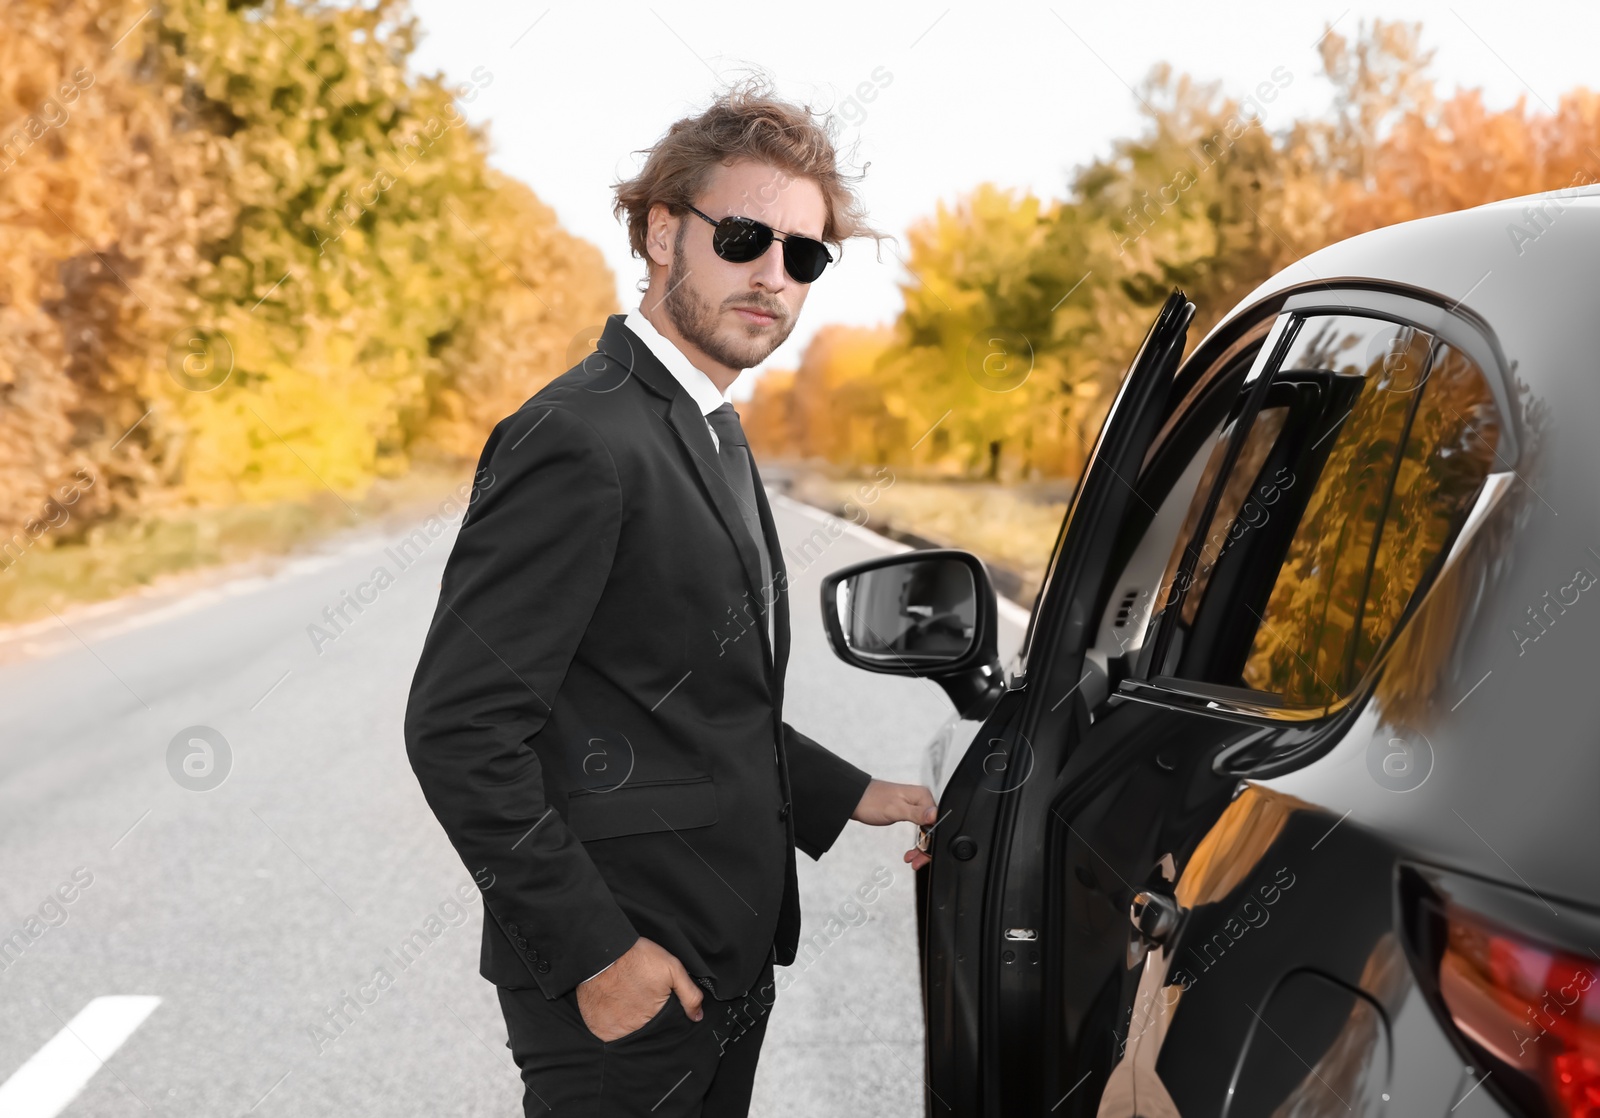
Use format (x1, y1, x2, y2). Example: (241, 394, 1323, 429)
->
(1430, 899, 1600, 1116)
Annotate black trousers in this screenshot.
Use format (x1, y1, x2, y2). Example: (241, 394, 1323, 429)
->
(497, 953, 777, 1117)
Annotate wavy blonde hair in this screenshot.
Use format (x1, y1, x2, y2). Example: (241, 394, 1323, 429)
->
(612, 72, 887, 275)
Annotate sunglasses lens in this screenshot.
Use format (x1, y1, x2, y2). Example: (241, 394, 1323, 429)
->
(702, 208, 831, 282)
(782, 237, 831, 283)
(712, 217, 770, 263)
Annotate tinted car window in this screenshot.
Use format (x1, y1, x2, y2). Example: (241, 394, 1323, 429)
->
(1149, 313, 1502, 712)
(1355, 342, 1502, 671)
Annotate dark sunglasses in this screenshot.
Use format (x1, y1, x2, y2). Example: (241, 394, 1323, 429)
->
(684, 204, 834, 283)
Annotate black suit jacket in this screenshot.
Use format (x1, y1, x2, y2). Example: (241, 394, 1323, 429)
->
(404, 313, 874, 1001)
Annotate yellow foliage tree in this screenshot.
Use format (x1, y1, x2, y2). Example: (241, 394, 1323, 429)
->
(0, 0, 615, 549)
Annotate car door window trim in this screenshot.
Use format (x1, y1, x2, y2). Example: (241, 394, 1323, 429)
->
(1278, 286, 1520, 465)
(1129, 286, 1516, 725)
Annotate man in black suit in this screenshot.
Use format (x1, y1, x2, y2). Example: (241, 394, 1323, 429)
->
(403, 80, 937, 1117)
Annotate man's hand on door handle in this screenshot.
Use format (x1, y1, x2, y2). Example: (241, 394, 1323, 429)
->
(851, 778, 939, 870)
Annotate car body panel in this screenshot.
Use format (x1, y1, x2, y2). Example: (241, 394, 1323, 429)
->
(890, 184, 1600, 1117)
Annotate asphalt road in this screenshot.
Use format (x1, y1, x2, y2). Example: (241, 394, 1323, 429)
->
(0, 489, 1027, 1117)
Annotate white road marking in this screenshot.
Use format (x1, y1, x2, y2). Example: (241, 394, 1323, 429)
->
(0, 528, 383, 662)
(772, 491, 913, 555)
(993, 595, 1034, 629)
(0, 996, 161, 1117)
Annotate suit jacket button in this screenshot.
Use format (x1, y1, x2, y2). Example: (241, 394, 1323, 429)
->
(536, 960, 552, 974)
(779, 801, 791, 820)
(507, 924, 519, 935)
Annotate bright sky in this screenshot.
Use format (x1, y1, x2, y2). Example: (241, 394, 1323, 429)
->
(405, 0, 1600, 399)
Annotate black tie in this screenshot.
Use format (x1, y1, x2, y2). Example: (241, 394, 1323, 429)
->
(706, 403, 774, 648)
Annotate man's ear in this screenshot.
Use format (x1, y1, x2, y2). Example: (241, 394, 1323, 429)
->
(645, 202, 675, 269)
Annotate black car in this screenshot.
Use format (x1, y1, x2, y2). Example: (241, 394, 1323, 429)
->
(821, 184, 1600, 1117)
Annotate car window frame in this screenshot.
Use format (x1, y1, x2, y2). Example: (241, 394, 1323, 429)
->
(1117, 284, 1521, 726)
(1013, 302, 1292, 682)
(1275, 286, 1521, 465)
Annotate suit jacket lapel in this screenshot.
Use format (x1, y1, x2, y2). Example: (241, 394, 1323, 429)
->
(595, 315, 775, 673)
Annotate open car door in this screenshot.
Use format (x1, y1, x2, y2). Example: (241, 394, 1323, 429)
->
(923, 289, 1194, 1115)
(826, 278, 1524, 1116)
(820, 289, 1196, 1114)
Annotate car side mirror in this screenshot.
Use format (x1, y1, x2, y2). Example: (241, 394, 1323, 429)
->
(819, 549, 1006, 719)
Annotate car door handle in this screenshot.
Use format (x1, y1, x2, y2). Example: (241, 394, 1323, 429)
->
(1129, 890, 1182, 946)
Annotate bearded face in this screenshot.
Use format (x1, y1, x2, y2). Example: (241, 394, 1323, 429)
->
(661, 217, 799, 372)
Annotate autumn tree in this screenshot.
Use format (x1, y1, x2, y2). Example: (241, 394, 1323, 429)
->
(0, 0, 615, 551)
(745, 18, 1600, 487)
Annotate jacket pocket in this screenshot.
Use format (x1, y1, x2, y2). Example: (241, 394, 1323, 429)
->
(564, 774, 718, 841)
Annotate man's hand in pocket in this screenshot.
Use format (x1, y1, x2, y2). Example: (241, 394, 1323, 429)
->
(574, 936, 705, 1041)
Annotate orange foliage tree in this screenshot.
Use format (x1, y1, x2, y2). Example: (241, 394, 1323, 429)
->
(0, 0, 615, 554)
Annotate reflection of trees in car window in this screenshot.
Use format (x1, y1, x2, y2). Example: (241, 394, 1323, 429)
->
(1176, 406, 1289, 626)
(1291, 316, 1386, 376)
(1149, 310, 1505, 714)
(1358, 345, 1500, 671)
(1240, 323, 1428, 704)
(1240, 329, 1499, 706)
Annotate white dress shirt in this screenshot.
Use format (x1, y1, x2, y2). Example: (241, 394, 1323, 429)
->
(623, 305, 733, 452)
